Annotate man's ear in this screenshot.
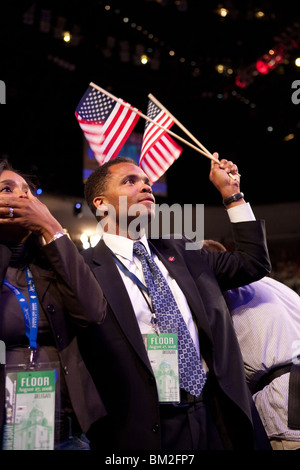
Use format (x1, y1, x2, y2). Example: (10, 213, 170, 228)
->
(93, 196, 103, 209)
(93, 196, 109, 216)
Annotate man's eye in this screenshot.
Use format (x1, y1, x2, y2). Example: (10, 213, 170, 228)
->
(124, 179, 134, 184)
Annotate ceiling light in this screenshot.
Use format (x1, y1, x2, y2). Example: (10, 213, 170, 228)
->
(63, 31, 71, 43)
(219, 8, 228, 17)
(255, 11, 265, 19)
(141, 54, 149, 64)
(283, 133, 295, 141)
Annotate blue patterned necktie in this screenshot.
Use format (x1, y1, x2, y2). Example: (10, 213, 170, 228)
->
(133, 241, 206, 397)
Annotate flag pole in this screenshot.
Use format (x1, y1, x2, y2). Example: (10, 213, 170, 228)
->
(148, 93, 213, 158)
(89, 82, 210, 158)
(148, 93, 239, 180)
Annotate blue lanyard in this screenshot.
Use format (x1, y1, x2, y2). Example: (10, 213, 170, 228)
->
(110, 250, 159, 334)
(113, 254, 149, 294)
(4, 267, 39, 350)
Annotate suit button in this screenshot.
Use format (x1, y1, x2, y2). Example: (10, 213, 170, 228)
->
(63, 366, 68, 375)
(152, 423, 159, 433)
(47, 304, 55, 313)
(149, 376, 155, 385)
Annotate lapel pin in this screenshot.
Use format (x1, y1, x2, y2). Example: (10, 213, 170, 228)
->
(168, 256, 175, 262)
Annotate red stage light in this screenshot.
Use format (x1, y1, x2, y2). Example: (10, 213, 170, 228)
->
(256, 59, 269, 74)
(235, 75, 247, 88)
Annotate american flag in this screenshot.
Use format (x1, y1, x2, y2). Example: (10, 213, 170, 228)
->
(139, 99, 183, 183)
(75, 86, 140, 165)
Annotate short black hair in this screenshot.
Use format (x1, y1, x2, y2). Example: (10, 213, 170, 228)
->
(84, 157, 139, 217)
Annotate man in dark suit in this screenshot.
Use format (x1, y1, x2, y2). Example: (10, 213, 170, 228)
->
(80, 155, 271, 450)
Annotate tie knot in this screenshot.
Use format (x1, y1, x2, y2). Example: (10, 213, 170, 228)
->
(133, 241, 148, 258)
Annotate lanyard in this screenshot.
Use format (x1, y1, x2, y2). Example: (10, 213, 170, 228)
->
(113, 254, 149, 294)
(4, 267, 39, 350)
(110, 250, 159, 334)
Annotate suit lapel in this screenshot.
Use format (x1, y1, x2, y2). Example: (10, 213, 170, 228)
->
(0, 245, 12, 287)
(29, 263, 56, 303)
(91, 240, 152, 370)
(149, 240, 213, 343)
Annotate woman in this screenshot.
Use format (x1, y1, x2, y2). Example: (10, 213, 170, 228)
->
(0, 159, 106, 450)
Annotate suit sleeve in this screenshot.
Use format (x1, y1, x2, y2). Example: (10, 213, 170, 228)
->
(202, 220, 271, 291)
(41, 235, 107, 326)
(0, 245, 12, 288)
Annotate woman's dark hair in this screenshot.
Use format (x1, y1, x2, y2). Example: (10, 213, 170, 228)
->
(84, 157, 139, 217)
(0, 159, 37, 193)
(0, 159, 14, 174)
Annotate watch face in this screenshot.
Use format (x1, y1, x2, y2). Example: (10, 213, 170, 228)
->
(223, 193, 243, 206)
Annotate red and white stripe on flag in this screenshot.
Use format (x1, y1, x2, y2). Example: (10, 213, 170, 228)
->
(140, 134, 182, 183)
(139, 106, 183, 183)
(75, 86, 140, 165)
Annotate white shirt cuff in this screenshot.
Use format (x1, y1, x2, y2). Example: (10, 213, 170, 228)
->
(227, 202, 256, 223)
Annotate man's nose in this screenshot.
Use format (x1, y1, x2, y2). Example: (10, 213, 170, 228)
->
(141, 183, 152, 193)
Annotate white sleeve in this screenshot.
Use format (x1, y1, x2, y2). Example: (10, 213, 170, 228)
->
(226, 202, 256, 222)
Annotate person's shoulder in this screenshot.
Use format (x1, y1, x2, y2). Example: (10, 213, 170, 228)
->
(150, 235, 203, 253)
(80, 238, 108, 263)
(80, 245, 95, 261)
(262, 276, 300, 297)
